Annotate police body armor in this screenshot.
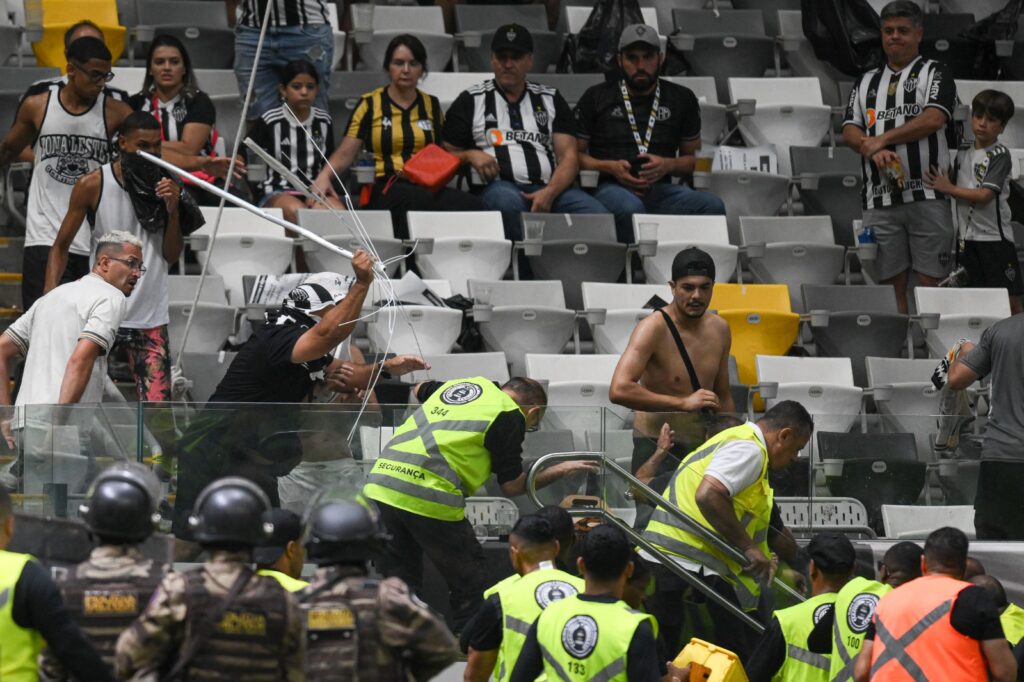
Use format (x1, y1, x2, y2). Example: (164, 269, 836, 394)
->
(300, 571, 402, 682)
(59, 557, 165, 669)
(177, 571, 290, 681)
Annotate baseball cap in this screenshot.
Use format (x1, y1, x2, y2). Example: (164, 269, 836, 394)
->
(807, 532, 856, 575)
(619, 24, 660, 52)
(285, 272, 353, 313)
(491, 23, 533, 54)
(253, 508, 304, 565)
(671, 247, 716, 281)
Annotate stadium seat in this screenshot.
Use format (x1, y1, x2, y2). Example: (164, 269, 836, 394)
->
(913, 287, 1011, 358)
(631, 214, 738, 284)
(407, 211, 511, 296)
(955, 81, 1024, 148)
(323, 3, 348, 72)
(790, 146, 863, 247)
(664, 76, 727, 145)
(520, 213, 626, 309)
(468, 279, 576, 375)
(0, 237, 22, 273)
(524, 353, 626, 442)
(0, 6, 22, 68)
(729, 77, 832, 177)
(581, 282, 671, 354)
(417, 72, 492, 109)
(740, 216, 846, 311)
(693, 170, 789, 245)
(802, 285, 909, 386)
(564, 6, 664, 53)
(110, 66, 145, 94)
(133, 0, 234, 68)
(670, 9, 774, 102)
(0, 66, 61, 92)
(209, 93, 244, 154)
(180, 351, 237, 403)
(817, 431, 927, 531)
(327, 72, 388, 133)
(455, 5, 559, 73)
(730, 0, 801, 37)
(354, 5, 454, 73)
(365, 278, 463, 356)
(711, 283, 799, 386)
(167, 274, 229, 304)
(192, 69, 240, 98)
(775, 10, 844, 106)
(405, 352, 511, 384)
(865, 356, 943, 457)
(31, 0, 125, 69)
(880, 504, 975, 540)
(775, 496, 875, 538)
(755, 355, 863, 440)
(532, 73, 605, 108)
(919, 13, 977, 79)
(298, 209, 405, 278)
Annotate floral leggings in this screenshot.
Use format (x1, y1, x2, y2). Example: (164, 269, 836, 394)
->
(115, 326, 171, 401)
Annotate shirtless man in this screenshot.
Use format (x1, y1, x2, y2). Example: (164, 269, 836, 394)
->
(609, 247, 735, 483)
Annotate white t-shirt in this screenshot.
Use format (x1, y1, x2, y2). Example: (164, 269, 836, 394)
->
(5, 274, 126, 410)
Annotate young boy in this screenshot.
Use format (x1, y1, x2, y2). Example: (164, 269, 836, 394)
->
(926, 89, 1023, 314)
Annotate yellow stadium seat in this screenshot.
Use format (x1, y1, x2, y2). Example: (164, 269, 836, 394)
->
(674, 638, 748, 682)
(710, 284, 799, 387)
(710, 283, 792, 314)
(30, 0, 125, 70)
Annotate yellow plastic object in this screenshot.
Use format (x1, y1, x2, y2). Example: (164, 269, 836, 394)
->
(674, 638, 748, 682)
(30, 0, 126, 70)
(710, 283, 792, 315)
(718, 309, 800, 387)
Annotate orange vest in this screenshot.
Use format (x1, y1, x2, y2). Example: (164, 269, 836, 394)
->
(870, 574, 987, 682)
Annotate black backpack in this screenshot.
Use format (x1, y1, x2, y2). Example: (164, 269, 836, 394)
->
(801, 0, 883, 77)
(558, 0, 644, 74)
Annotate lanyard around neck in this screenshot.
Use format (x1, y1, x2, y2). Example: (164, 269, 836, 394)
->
(620, 80, 660, 155)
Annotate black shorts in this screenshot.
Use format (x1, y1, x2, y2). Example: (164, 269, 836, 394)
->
(960, 239, 1023, 296)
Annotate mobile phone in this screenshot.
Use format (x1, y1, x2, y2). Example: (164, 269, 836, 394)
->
(630, 157, 644, 178)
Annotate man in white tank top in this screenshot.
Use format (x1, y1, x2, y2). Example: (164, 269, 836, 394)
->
(46, 112, 181, 401)
(0, 36, 131, 310)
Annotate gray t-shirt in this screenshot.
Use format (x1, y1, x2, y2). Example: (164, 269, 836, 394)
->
(953, 143, 1013, 242)
(961, 315, 1024, 461)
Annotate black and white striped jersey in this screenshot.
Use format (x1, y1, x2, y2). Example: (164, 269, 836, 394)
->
(442, 79, 575, 186)
(238, 0, 329, 27)
(844, 56, 959, 209)
(248, 106, 334, 197)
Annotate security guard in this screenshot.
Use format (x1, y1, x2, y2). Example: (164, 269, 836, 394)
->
(463, 514, 585, 682)
(0, 486, 116, 681)
(972, 574, 1024, 649)
(816, 541, 922, 682)
(115, 477, 304, 681)
(255, 508, 310, 592)
(363, 376, 595, 628)
(746, 532, 856, 682)
(642, 400, 813, 659)
(299, 498, 458, 680)
(854, 527, 1017, 682)
(39, 463, 168, 681)
(511, 524, 671, 682)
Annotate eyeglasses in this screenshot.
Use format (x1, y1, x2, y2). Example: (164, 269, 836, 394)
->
(71, 60, 115, 83)
(108, 257, 146, 274)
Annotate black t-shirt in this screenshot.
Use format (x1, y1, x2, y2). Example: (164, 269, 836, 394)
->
(416, 380, 526, 484)
(745, 615, 788, 682)
(574, 79, 701, 175)
(864, 584, 1005, 642)
(210, 316, 332, 403)
(509, 595, 663, 682)
(461, 592, 504, 653)
(128, 90, 217, 155)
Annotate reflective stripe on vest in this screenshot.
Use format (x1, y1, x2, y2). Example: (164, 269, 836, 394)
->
(0, 550, 43, 682)
(1001, 603, 1024, 647)
(364, 377, 519, 521)
(257, 568, 310, 593)
(642, 423, 772, 611)
(872, 600, 952, 681)
(773, 591, 835, 682)
(829, 577, 890, 682)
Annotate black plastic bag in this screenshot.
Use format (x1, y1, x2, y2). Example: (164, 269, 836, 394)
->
(962, 0, 1024, 80)
(120, 152, 206, 236)
(446, 293, 484, 352)
(558, 0, 643, 74)
(801, 0, 882, 77)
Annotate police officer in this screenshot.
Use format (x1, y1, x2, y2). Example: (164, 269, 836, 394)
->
(642, 400, 814, 659)
(115, 477, 304, 681)
(299, 498, 458, 680)
(746, 532, 857, 682)
(854, 527, 1017, 682)
(363, 376, 596, 629)
(255, 508, 310, 593)
(463, 514, 585, 682)
(511, 524, 675, 682)
(39, 463, 168, 681)
(0, 486, 115, 681)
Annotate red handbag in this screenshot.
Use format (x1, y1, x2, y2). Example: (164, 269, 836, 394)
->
(400, 143, 460, 192)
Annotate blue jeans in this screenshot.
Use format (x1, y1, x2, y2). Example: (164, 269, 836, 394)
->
(477, 180, 607, 240)
(234, 24, 333, 121)
(593, 181, 726, 243)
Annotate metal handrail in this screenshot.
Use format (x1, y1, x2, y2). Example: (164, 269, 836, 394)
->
(526, 451, 805, 604)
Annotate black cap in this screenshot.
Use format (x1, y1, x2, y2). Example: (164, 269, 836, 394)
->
(491, 24, 533, 54)
(671, 247, 716, 281)
(807, 532, 856, 575)
(253, 508, 303, 565)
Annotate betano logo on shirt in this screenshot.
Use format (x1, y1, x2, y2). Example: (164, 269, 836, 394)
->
(865, 103, 922, 128)
(487, 128, 549, 147)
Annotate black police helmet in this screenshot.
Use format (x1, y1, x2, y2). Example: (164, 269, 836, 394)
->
(304, 500, 385, 565)
(188, 477, 273, 546)
(79, 463, 161, 543)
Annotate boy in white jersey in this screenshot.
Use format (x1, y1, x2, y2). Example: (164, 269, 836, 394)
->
(0, 36, 132, 310)
(46, 111, 182, 401)
(926, 90, 1023, 315)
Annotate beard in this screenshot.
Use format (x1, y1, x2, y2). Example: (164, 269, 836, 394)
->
(625, 70, 654, 92)
(682, 302, 707, 319)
